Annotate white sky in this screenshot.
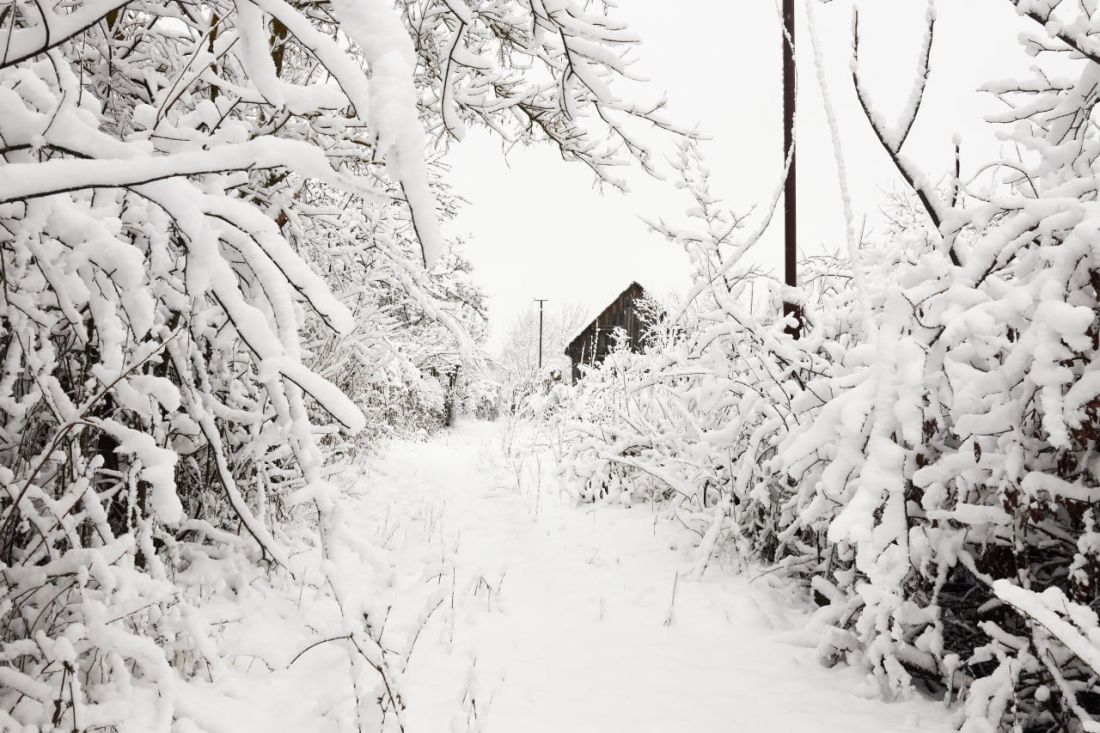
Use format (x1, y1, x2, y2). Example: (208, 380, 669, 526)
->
(441, 0, 1038, 354)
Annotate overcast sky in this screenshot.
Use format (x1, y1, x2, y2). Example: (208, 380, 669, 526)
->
(441, 0, 1037, 354)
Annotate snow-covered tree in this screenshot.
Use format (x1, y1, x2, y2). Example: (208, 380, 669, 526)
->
(499, 302, 584, 379)
(0, 0, 679, 727)
(559, 3, 1100, 730)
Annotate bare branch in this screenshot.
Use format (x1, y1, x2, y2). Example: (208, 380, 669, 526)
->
(850, 6, 961, 266)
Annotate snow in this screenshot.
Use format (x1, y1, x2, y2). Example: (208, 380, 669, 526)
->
(0, 136, 356, 204)
(327, 0, 447, 266)
(187, 419, 954, 731)
(0, 0, 131, 66)
(232, 0, 287, 109)
(97, 419, 183, 525)
(6, 0, 1098, 726)
(806, 0, 873, 337)
(993, 581, 1100, 683)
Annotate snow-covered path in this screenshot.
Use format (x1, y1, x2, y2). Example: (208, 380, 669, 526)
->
(359, 420, 955, 733)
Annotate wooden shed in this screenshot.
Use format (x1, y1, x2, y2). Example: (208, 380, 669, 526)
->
(565, 281, 653, 381)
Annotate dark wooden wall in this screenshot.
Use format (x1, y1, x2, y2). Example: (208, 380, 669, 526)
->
(565, 282, 649, 381)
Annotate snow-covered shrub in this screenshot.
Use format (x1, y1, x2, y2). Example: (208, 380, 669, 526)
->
(304, 229, 492, 443)
(0, 0, 678, 727)
(462, 376, 502, 421)
(560, 5, 1100, 727)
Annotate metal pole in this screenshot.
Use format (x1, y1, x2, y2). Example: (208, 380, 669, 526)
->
(534, 298, 548, 370)
(782, 0, 800, 339)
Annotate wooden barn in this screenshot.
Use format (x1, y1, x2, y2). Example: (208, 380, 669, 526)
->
(565, 281, 653, 381)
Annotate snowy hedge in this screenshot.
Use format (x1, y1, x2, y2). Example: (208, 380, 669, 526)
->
(0, 0, 674, 728)
(559, 6, 1100, 729)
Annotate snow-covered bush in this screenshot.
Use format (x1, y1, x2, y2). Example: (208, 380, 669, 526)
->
(560, 5, 1100, 729)
(0, 0, 677, 727)
(305, 233, 491, 443)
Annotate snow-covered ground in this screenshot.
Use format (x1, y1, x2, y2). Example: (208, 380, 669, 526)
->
(354, 419, 954, 733)
(163, 418, 957, 731)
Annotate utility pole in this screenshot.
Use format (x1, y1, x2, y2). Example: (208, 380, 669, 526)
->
(782, 0, 800, 339)
(534, 298, 548, 370)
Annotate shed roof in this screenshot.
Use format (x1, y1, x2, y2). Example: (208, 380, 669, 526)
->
(565, 280, 651, 353)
